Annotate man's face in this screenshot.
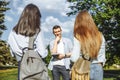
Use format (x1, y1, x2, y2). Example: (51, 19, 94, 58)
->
(53, 28, 62, 37)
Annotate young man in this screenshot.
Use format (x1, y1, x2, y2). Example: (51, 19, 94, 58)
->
(48, 25, 73, 80)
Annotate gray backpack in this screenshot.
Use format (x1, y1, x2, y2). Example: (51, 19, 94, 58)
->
(20, 35, 49, 80)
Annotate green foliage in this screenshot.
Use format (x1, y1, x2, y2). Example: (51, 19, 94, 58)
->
(0, 0, 10, 37)
(44, 45, 52, 66)
(67, 0, 120, 66)
(0, 40, 17, 66)
(0, 68, 17, 80)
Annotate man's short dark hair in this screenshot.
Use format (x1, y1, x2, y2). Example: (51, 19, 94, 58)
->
(52, 25, 61, 33)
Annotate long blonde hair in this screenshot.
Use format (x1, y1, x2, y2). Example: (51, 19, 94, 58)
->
(74, 10, 102, 58)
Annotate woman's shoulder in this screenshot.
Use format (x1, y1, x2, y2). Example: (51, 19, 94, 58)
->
(9, 30, 16, 37)
(10, 30, 15, 34)
(100, 32, 105, 41)
(35, 31, 44, 40)
(73, 37, 79, 43)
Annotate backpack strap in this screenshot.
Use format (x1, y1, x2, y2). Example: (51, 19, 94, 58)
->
(82, 54, 91, 61)
(22, 33, 38, 52)
(28, 33, 38, 50)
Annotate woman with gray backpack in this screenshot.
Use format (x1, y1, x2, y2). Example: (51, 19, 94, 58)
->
(8, 3, 49, 80)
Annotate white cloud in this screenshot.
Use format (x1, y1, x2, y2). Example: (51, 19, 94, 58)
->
(42, 16, 74, 33)
(61, 18, 74, 33)
(5, 15, 13, 22)
(9, 0, 72, 18)
(8, 0, 71, 20)
(16, 7, 24, 15)
(12, 0, 19, 8)
(9, 9, 15, 15)
(22, 0, 70, 16)
(41, 16, 61, 32)
(2, 0, 75, 41)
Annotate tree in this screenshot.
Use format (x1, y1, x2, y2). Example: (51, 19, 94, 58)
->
(67, 0, 120, 66)
(0, 40, 17, 66)
(0, 0, 9, 37)
(44, 45, 52, 66)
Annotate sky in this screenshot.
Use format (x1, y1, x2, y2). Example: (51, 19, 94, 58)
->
(2, 0, 76, 45)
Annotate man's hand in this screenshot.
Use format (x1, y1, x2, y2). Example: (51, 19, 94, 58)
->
(55, 36, 60, 43)
(57, 53, 72, 59)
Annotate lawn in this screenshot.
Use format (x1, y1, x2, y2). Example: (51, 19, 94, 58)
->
(104, 69, 120, 80)
(0, 66, 120, 80)
(0, 67, 17, 80)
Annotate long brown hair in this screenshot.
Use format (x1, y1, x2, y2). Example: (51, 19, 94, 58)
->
(74, 10, 102, 58)
(13, 3, 41, 37)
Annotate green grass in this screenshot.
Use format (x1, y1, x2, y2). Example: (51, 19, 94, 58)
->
(0, 68, 17, 80)
(104, 69, 120, 80)
(0, 66, 120, 80)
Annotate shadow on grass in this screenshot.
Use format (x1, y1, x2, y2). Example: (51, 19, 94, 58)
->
(0, 66, 17, 70)
(104, 70, 120, 80)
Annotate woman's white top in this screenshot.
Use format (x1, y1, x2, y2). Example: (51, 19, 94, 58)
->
(7, 30, 48, 61)
(70, 35, 106, 66)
